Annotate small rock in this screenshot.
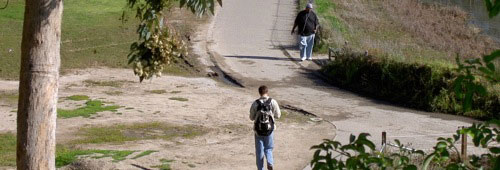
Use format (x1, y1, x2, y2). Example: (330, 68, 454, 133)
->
(207, 72, 218, 77)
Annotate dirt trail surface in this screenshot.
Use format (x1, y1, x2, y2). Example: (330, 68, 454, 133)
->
(209, 0, 481, 167)
(0, 68, 333, 170)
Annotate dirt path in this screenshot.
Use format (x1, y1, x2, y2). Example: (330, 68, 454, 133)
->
(208, 0, 481, 165)
(0, 68, 333, 170)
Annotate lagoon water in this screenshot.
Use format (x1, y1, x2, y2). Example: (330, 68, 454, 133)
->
(421, 0, 500, 42)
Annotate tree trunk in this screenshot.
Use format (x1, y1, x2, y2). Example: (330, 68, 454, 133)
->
(17, 0, 63, 169)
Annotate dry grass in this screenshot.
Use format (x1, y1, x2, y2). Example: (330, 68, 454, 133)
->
(318, 0, 499, 66)
(383, 0, 498, 59)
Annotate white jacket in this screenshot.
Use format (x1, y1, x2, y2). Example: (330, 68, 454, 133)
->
(249, 96, 281, 125)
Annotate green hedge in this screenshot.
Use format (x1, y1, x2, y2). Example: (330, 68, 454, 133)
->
(321, 54, 499, 120)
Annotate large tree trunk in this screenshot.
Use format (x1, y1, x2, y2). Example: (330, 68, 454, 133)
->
(17, 0, 63, 169)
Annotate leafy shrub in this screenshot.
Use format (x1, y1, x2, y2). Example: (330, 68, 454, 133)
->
(310, 121, 500, 170)
(311, 133, 423, 169)
(321, 53, 499, 120)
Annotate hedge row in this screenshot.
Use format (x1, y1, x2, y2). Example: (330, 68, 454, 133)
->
(321, 54, 499, 120)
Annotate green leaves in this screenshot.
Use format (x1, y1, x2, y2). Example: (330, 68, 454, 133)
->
(310, 134, 423, 170)
(180, 0, 222, 16)
(311, 121, 500, 170)
(453, 50, 499, 112)
(126, 0, 222, 81)
(484, 0, 500, 18)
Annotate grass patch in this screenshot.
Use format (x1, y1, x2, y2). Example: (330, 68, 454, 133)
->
(132, 150, 158, 159)
(56, 146, 135, 167)
(170, 91, 182, 94)
(168, 97, 188, 102)
(312, 0, 498, 64)
(0, 91, 18, 105)
(0, 0, 203, 80)
(0, 133, 16, 166)
(125, 107, 134, 110)
(83, 80, 132, 87)
(66, 95, 90, 101)
(58, 100, 121, 118)
(280, 110, 310, 123)
(147, 90, 167, 94)
(72, 122, 209, 144)
(1, 134, 136, 167)
(0, 0, 137, 80)
(152, 159, 174, 170)
(104, 90, 123, 96)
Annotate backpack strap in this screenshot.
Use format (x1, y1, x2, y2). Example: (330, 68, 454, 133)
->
(302, 12, 310, 34)
(255, 99, 263, 110)
(265, 98, 273, 105)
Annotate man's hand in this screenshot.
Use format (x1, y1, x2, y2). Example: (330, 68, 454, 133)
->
(291, 29, 295, 35)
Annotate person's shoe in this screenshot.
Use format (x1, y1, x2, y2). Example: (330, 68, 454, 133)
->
(267, 164, 273, 170)
(300, 58, 305, 62)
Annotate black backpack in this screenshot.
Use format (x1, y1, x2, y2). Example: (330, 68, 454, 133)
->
(254, 98, 275, 136)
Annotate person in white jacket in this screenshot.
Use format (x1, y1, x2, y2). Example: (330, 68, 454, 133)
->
(249, 85, 281, 170)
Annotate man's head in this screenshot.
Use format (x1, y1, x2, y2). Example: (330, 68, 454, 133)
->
(305, 3, 313, 11)
(258, 85, 268, 96)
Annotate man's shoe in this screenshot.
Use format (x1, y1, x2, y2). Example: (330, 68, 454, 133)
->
(267, 164, 273, 170)
(300, 58, 305, 62)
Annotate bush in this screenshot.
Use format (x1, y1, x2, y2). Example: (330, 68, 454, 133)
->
(310, 121, 500, 170)
(321, 54, 499, 120)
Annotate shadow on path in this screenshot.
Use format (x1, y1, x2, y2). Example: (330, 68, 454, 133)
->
(131, 164, 152, 170)
(225, 55, 302, 61)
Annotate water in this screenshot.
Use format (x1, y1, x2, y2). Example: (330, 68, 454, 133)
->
(421, 0, 500, 42)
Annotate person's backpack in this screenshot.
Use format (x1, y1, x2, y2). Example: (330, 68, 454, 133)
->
(254, 98, 275, 136)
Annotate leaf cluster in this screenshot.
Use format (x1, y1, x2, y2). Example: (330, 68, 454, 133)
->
(454, 50, 499, 112)
(484, 0, 500, 18)
(310, 121, 500, 170)
(125, 0, 221, 82)
(310, 133, 422, 170)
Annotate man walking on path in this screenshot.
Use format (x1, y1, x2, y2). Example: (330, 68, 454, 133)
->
(250, 85, 281, 170)
(291, 3, 319, 61)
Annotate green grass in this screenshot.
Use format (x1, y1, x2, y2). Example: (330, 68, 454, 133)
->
(71, 122, 208, 144)
(0, 133, 16, 166)
(104, 90, 124, 96)
(170, 91, 182, 94)
(0, 133, 140, 167)
(83, 80, 131, 87)
(56, 146, 136, 167)
(147, 90, 168, 94)
(0, 91, 18, 105)
(279, 110, 310, 123)
(168, 97, 189, 102)
(132, 150, 158, 159)
(152, 159, 174, 170)
(66, 95, 90, 101)
(0, 0, 137, 79)
(313, 0, 345, 33)
(58, 100, 121, 118)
